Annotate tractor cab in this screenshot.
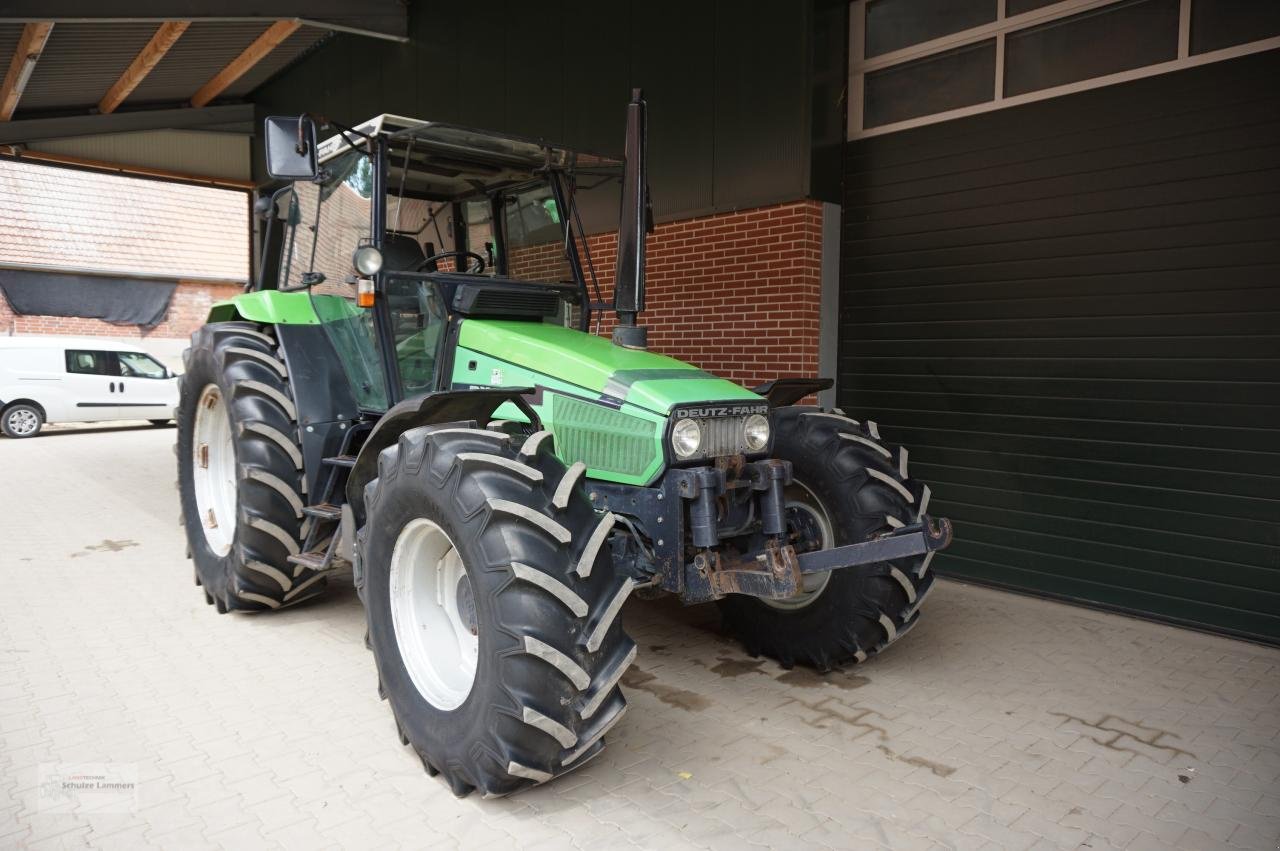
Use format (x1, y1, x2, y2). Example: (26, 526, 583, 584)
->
(258, 113, 620, 412)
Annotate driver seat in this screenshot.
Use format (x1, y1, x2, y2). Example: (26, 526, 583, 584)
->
(382, 234, 429, 272)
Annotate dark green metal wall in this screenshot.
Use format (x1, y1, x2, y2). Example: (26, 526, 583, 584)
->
(840, 50, 1280, 643)
(252, 1, 845, 221)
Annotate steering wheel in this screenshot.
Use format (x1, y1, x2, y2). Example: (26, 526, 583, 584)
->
(415, 250, 486, 274)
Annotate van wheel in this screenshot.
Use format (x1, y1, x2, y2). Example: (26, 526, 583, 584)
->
(149, 419, 172, 427)
(1, 403, 43, 438)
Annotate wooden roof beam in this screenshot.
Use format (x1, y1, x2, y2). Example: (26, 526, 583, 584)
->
(98, 20, 190, 115)
(190, 19, 300, 109)
(0, 22, 54, 121)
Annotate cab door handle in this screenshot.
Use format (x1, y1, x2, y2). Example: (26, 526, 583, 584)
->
(110, 381, 116, 392)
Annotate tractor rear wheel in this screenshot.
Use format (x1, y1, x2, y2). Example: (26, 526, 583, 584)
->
(359, 425, 636, 797)
(717, 407, 935, 669)
(176, 321, 326, 611)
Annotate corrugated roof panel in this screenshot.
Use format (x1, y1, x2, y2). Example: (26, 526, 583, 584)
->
(125, 21, 270, 106)
(16, 23, 157, 113)
(127, 22, 328, 106)
(8, 22, 331, 117)
(225, 26, 331, 98)
(0, 25, 21, 70)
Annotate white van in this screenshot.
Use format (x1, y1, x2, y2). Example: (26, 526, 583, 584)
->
(0, 336, 179, 438)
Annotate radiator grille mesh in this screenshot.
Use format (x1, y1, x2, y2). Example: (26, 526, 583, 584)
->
(551, 395, 659, 478)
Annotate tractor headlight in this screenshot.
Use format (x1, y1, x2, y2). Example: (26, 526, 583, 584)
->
(671, 418, 702, 458)
(743, 413, 770, 452)
(352, 245, 384, 276)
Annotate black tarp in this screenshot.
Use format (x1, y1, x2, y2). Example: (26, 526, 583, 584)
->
(0, 269, 176, 328)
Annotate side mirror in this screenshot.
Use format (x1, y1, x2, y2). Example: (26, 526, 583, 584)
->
(264, 115, 318, 180)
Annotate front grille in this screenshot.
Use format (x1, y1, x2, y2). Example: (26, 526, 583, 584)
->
(551, 394, 660, 478)
(698, 414, 750, 458)
(668, 401, 770, 462)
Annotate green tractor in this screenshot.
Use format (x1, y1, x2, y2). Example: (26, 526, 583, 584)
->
(176, 91, 951, 797)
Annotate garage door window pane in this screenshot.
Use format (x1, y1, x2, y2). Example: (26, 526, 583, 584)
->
(865, 0, 996, 58)
(1191, 0, 1280, 54)
(864, 39, 996, 128)
(1004, 0, 1180, 97)
(1006, 0, 1062, 15)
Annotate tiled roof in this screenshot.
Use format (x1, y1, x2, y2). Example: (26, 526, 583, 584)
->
(0, 157, 248, 282)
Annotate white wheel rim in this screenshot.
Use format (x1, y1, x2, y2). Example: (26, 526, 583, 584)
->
(192, 384, 237, 557)
(764, 479, 834, 611)
(389, 518, 479, 711)
(6, 408, 38, 436)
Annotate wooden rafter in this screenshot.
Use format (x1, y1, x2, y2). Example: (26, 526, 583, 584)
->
(98, 20, 190, 115)
(190, 19, 300, 108)
(0, 22, 54, 121)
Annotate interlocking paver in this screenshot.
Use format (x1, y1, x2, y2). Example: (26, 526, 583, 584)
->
(2, 424, 1280, 849)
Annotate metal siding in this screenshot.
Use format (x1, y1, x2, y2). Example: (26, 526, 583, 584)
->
(632, 0, 717, 219)
(503, 3, 564, 143)
(712, 0, 810, 211)
(250, 1, 815, 220)
(29, 129, 251, 181)
(839, 50, 1280, 643)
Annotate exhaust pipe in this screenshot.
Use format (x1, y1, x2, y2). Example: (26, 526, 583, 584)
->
(612, 88, 649, 350)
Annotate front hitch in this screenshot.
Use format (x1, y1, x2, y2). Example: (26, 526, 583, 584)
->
(588, 459, 954, 604)
(796, 514, 952, 575)
(699, 514, 953, 601)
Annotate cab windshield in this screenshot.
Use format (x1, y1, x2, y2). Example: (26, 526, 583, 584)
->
(274, 130, 618, 411)
(282, 149, 389, 410)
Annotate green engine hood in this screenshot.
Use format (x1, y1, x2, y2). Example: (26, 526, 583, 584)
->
(456, 320, 762, 415)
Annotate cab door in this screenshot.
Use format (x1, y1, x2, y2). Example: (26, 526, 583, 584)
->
(116, 350, 176, 421)
(63, 349, 125, 421)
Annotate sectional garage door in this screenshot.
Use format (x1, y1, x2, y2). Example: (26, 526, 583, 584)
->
(839, 50, 1280, 643)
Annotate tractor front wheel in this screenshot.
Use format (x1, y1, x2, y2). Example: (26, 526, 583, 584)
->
(359, 425, 636, 797)
(717, 407, 936, 669)
(176, 321, 325, 612)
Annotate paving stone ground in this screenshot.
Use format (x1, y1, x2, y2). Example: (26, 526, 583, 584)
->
(1, 424, 1278, 850)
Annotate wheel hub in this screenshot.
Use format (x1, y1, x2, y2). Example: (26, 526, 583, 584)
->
(762, 481, 834, 611)
(389, 518, 479, 711)
(191, 385, 236, 556)
(6, 408, 38, 436)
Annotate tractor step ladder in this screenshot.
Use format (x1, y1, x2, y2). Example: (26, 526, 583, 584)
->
(287, 432, 367, 573)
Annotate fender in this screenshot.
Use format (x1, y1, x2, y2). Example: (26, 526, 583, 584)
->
(207, 290, 321, 325)
(345, 387, 542, 525)
(751, 377, 834, 407)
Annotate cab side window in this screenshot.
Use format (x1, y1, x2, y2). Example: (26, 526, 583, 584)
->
(385, 278, 448, 397)
(118, 352, 167, 379)
(65, 350, 120, 376)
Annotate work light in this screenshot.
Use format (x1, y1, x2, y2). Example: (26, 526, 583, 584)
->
(352, 245, 384, 276)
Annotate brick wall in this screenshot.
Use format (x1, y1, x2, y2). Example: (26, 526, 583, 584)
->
(1, 200, 826, 387)
(0, 279, 243, 340)
(511, 200, 825, 389)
